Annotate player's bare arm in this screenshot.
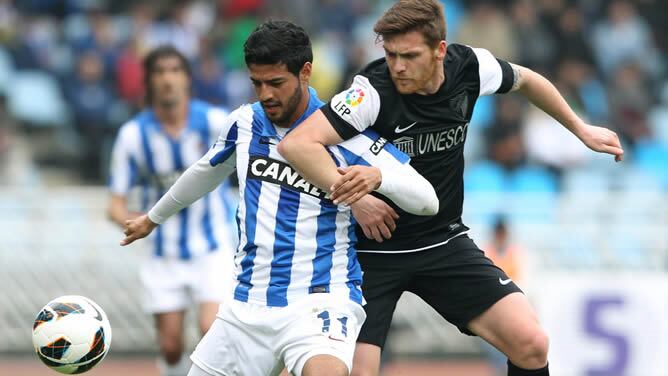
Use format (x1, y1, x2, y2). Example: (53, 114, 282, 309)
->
(107, 195, 143, 228)
(277, 109, 345, 193)
(509, 62, 624, 162)
(107, 195, 129, 227)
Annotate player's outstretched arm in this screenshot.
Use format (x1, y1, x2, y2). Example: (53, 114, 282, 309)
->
(509, 63, 624, 162)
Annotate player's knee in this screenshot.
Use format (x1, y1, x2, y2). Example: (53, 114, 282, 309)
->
(302, 355, 349, 376)
(159, 339, 184, 364)
(513, 328, 549, 368)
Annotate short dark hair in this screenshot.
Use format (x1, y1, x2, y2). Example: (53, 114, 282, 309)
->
(243, 20, 312, 76)
(143, 45, 192, 104)
(374, 0, 446, 48)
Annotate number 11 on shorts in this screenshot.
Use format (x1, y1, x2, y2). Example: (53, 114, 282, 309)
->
(317, 310, 348, 340)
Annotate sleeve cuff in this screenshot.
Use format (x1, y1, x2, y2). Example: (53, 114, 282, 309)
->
(320, 105, 360, 140)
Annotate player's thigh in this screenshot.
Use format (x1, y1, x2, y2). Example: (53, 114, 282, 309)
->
(467, 292, 546, 356)
(280, 294, 366, 376)
(408, 236, 522, 334)
(356, 252, 410, 348)
(190, 301, 283, 376)
(197, 302, 219, 336)
(351, 342, 381, 376)
(154, 310, 186, 347)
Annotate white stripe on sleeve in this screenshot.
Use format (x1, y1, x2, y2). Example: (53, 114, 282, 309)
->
(472, 47, 504, 96)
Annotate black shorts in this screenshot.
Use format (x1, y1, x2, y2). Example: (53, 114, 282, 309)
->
(356, 234, 522, 349)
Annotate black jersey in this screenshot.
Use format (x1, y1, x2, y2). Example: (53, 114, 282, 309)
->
(321, 44, 514, 252)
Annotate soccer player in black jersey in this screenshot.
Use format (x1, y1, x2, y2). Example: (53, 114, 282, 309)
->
(279, 1, 624, 376)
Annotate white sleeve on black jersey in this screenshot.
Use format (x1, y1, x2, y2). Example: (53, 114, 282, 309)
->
(323, 75, 381, 139)
(334, 130, 438, 216)
(471, 47, 514, 96)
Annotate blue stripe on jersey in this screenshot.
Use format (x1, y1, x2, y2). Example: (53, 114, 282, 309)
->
(210, 122, 238, 166)
(326, 149, 341, 167)
(139, 120, 164, 256)
(345, 224, 363, 304)
(139, 122, 156, 174)
(235, 106, 270, 302)
(310, 202, 338, 292)
(196, 118, 218, 253)
(128, 157, 138, 187)
(140, 180, 149, 212)
(360, 129, 410, 164)
(169, 138, 191, 260)
(234, 178, 260, 302)
(202, 194, 218, 252)
(337, 147, 372, 167)
(266, 188, 300, 306)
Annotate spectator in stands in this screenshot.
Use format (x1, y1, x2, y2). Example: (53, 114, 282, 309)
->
(115, 37, 145, 111)
(65, 50, 117, 182)
(486, 97, 526, 171)
(484, 217, 525, 285)
(607, 61, 653, 149)
(509, 0, 555, 72)
(192, 53, 229, 107)
(456, 1, 518, 61)
(591, 0, 664, 79)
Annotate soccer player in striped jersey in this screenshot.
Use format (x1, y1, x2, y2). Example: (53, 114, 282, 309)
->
(107, 46, 236, 376)
(120, 21, 438, 376)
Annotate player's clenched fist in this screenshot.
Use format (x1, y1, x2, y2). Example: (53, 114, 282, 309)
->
(120, 214, 157, 246)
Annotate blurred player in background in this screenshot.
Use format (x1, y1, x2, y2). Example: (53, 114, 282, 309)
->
(107, 45, 236, 376)
(120, 21, 438, 376)
(279, 1, 624, 375)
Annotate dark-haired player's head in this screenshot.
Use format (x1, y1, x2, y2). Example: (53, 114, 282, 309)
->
(374, 0, 447, 94)
(244, 20, 313, 127)
(143, 45, 192, 108)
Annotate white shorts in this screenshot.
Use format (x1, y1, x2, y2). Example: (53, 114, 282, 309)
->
(190, 293, 366, 376)
(140, 250, 235, 314)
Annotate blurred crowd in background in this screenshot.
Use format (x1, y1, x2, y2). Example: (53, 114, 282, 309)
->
(0, 0, 666, 191)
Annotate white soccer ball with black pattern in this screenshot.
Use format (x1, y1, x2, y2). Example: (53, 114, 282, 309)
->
(32, 295, 112, 374)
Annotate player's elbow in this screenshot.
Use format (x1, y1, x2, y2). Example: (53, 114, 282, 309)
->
(277, 136, 298, 162)
(420, 190, 439, 216)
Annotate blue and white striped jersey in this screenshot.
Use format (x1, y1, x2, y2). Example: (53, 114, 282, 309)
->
(199, 88, 410, 307)
(109, 99, 236, 260)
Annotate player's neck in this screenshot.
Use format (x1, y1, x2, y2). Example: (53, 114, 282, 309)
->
(415, 64, 445, 95)
(154, 100, 189, 131)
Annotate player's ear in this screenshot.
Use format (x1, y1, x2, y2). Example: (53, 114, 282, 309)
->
(436, 41, 446, 61)
(299, 62, 312, 83)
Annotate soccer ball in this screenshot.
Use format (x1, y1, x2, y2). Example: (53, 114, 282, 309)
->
(32, 295, 112, 374)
